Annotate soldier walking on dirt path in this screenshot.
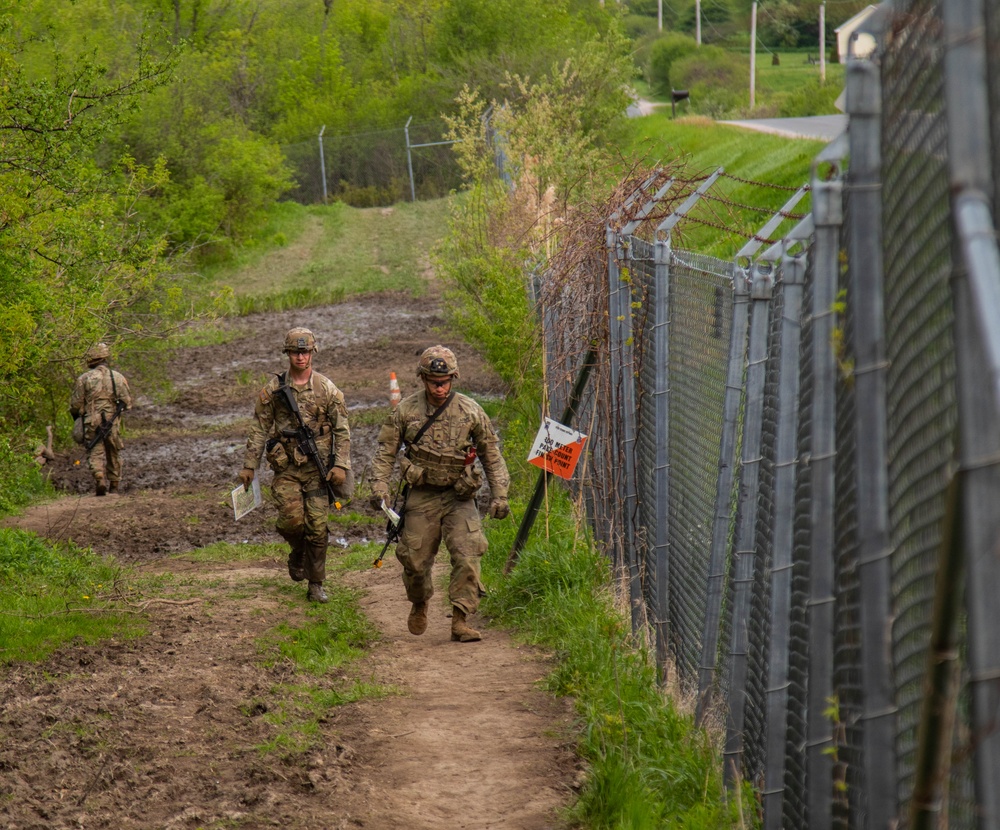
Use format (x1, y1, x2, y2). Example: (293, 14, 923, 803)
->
(70, 343, 132, 496)
(369, 345, 510, 642)
(239, 328, 353, 604)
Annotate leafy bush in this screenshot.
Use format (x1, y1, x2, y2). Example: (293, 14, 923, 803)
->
(672, 45, 748, 117)
(778, 77, 843, 117)
(646, 31, 699, 95)
(0, 439, 50, 516)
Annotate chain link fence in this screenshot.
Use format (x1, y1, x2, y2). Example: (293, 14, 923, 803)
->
(523, 1, 1000, 826)
(279, 118, 462, 206)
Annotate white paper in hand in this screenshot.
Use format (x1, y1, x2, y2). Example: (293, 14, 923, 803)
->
(232, 477, 262, 521)
(381, 499, 400, 527)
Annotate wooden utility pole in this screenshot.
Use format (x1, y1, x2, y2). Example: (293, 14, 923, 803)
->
(658, 0, 662, 31)
(750, 2, 757, 110)
(696, 0, 702, 44)
(819, 2, 826, 83)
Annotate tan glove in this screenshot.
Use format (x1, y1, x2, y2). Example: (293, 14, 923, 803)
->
(369, 482, 389, 510)
(326, 466, 347, 487)
(238, 467, 255, 491)
(488, 497, 510, 520)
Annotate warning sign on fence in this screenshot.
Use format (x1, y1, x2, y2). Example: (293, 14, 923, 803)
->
(528, 417, 587, 480)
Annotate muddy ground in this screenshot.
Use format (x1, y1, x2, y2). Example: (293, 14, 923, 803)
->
(0, 293, 582, 829)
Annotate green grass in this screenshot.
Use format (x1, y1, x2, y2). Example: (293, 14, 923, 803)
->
(621, 115, 825, 256)
(198, 198, 453, 313)
(0, 528, 147, 664)
(252, 579, 393, 755)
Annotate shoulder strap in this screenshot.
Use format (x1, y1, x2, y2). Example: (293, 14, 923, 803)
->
(410, 391, 455, 448)
(106, 364, 120, 402)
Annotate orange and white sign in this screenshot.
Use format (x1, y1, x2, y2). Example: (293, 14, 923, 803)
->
(528, 417, 587, 480)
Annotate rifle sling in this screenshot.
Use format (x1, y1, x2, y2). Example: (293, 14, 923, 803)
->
(407, 390, 455, 451)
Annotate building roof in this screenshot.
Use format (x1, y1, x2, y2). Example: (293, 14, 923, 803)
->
(833, 4, 879, 34)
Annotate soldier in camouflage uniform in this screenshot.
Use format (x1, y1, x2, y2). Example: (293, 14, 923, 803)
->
(369, 345, 510, 642)
(239, 328, 352, 604)
(70, 343, 133, 496)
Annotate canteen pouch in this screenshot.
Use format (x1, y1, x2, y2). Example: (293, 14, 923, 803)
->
(453, 463, 483, 499)
(265, 438, 290, 473)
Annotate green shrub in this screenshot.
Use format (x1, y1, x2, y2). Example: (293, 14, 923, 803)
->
(672, 45, 748, 117)
(778, 77, 843, 117)
(0, 438, 51, 516)
(646, 31, 699, 95)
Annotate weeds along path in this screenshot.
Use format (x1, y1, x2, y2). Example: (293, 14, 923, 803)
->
(1, 293, 580, 829)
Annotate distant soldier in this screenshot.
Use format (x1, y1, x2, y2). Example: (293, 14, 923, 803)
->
(369, 345, 510, 642)
(70, 343, 133, 496)
(239, 328, 352, 604)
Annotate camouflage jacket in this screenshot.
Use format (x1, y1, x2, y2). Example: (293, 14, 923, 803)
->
(70, 364, 132, 436)
(370, 390, 509, 498)
(243, 370, 351, 471)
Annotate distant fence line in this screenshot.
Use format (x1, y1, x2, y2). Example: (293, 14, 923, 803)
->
(531, 2, 1000, 827)
(279, 118, 462, 207)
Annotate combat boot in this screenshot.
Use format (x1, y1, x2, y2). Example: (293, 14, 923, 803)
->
(95, 475, 107, 497)
(407, 602, 428, 635)
(307, 582, 329, 603)
(287, 553, 306, 582)
(108, 481, 119, 494)
(451, 607, 481, 642)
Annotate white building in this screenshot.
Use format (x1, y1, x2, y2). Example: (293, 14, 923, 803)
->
(834, 4, 879, 62)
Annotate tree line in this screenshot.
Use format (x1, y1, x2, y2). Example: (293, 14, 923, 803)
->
(0, 0, 629, 452)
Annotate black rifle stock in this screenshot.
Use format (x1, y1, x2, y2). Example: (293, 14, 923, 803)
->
(275, 381, 339, 505)
(84, 399, 127, 452)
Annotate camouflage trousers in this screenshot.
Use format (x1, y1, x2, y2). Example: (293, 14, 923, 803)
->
(85, 428, 123, 485)
(272, 463, 329, 583)
(394, 487, 488, 615)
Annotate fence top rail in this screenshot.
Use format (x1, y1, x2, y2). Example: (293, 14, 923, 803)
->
(760, 214, 815, 262)
(736, 185, 810, 261)
(657, 168, 724, 234)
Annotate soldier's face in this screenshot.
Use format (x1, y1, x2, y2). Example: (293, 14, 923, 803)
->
(288, 350, 313, 371)
(423, 375, 452, 406)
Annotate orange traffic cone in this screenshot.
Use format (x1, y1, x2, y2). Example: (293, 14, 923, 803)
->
(389, 371, 401, 408)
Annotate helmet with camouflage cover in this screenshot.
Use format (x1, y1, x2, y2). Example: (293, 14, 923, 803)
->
(417, 345, 459, 379)
(283, 327, 318, 354)
(85, 343, 111, 365)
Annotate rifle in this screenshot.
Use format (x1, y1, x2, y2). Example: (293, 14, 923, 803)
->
(371, 390, 454, 569)
(373, 484, 409, 568)
(274, 378, 339, 506)
(85, 398, 127, 452)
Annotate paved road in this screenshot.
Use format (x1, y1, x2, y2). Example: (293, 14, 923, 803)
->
(719, 114, 847, 141)
(627, 97, 847, 142)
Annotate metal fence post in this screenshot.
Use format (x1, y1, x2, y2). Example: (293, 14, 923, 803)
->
(844, 38, 899, 830)
(318, 125, 327, 204)
(404, 117, 416, 202)
(805, 135, 845, 830)
(760, 217, 811, 830)
(653, 233, 672, 680)
(723, 259, 773, 784)
(621, 237, 643, 633)
(607, 225, 628, 582)
(942, 1, 1000, 826)
(697, 255, 749, 722)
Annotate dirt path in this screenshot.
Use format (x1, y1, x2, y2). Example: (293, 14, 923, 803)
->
(0, 294, 580, 829)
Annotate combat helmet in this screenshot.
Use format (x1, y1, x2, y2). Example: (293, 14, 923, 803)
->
(85, 343, 111, 365)
(283, 327, 318, 354)
(417, 345, 459, 379)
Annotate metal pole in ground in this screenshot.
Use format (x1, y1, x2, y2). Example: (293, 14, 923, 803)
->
(504, 348, 597, 574)
(318, 125, 327, 204)
(405, 117, 416, 202)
